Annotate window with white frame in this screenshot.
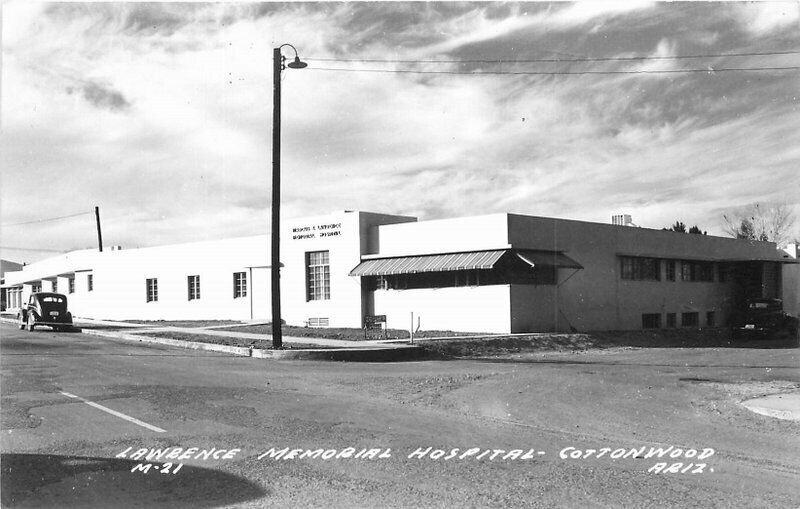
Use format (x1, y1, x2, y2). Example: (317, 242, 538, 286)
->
(87, 274, 94, 291)
(306, 251, 330, 301)
(233, 272, 247, 298)
(146, 278, 158, 302)
(68, 279, 75, 294)
(187, 275, 200, 300)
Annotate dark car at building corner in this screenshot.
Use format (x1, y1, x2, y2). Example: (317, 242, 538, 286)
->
(17, 292, 74, 332)
(732, 298, 799, 341)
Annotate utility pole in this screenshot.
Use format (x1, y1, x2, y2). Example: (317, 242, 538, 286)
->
(271, 47, 283, 349)
(95, 206, 103, 252)
(270, 44, 306, 350)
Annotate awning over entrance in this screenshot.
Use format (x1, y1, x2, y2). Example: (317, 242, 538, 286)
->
(516, 250, 583, 270)
(349, 250, 507, 276)
(349, 249, 583, 276)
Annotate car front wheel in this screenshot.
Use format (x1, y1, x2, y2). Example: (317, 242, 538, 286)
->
(26, 314, 36, 332)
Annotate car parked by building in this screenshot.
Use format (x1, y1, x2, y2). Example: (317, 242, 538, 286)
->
(733, 298, 798, 340)
(17, 292, 73, 332)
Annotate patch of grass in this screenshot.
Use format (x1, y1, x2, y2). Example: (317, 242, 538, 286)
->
(122, 320, 241, 328)
(141, 331, 339, 350)
(420, 328, 799, 358)
(216, 324, 482, 341)
(420, 334, 597, 358)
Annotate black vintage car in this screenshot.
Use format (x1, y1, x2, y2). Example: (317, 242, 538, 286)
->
(17, 292, 73, 332)
(733, 298, 799, 340)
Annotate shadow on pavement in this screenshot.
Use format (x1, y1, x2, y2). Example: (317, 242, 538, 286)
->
(1, 453, 266, 508)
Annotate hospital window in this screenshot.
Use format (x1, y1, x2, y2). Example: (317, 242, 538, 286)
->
(188, 275, 200, 301)
(642, 313, 661, 329)
(306, 251, 330, 301)
(68, 279, 75, 294)
(620, 257, 660, 281)
(146, 278, 158, 303)
(233, 272, 247, 298)
(52, 281, 58, 293)
(666, 260, 676, 281)
(32, 283, 42, 293)
(87, 274, 93, 292)
(681, 261, 714, 282)
(717, 264, 728, 283)
(681, 312, 699, 327)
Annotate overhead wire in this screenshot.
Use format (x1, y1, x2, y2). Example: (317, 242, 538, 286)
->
(305, 49, 800, 64)
(308, 65, 800, 76)
(1, 211, 94, 228)
(0, 246, 69, 253)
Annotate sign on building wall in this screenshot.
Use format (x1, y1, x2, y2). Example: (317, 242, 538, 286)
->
(291, 222, 343, 240)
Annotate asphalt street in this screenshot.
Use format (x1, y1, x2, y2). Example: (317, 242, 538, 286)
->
(1, 323, 798, 508)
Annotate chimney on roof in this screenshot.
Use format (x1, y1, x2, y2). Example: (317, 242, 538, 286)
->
(612, 214, 634, 227)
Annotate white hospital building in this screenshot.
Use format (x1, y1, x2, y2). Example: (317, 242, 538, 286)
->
(2, 210, 798, 333)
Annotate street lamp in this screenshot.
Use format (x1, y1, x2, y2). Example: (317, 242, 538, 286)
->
(271, 43, 306, 349)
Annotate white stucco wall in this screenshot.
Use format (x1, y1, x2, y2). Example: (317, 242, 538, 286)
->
(88, 236, 267, 321)
(373, 214, 510, 256)
(373, 285, 512, 334)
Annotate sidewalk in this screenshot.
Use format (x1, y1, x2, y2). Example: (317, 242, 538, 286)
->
(0, 315, 424, 361)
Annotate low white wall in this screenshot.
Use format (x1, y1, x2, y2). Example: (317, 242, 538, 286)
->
(373, 285, 511, 334)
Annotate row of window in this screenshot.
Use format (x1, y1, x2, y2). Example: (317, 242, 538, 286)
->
(32, 275, 92, 294)
(621, 257, 725, 283)
(145, 273, 248, 303)
(642, 311, 715, 329)
(142, 250, 333, 304)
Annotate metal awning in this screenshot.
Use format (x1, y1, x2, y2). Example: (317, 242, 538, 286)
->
(349, 250, 507, 277)
(349, 249, 583, 276)
(516, 250, 583, 269)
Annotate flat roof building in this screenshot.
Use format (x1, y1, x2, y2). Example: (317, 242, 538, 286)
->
(2, 210, 796, 333)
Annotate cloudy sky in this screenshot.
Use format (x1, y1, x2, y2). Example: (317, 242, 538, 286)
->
(2, 1, 799, 262)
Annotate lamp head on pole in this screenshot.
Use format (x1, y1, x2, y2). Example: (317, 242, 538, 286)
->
(287, 56, 307, 69)
(279, 43, 307, 71)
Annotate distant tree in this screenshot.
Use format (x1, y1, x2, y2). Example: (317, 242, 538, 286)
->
(663, 221, 706, 235)
(723, 202, 796, 245)
(669, 221, 686, 233)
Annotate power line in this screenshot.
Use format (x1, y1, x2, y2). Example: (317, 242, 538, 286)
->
(306, 50, 800, 64)
(1, 211, 93, 228)
(0, 246, 68, 253)
(309, 65, 800, 76)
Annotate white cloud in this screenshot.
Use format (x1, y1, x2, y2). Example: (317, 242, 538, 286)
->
(546, 1, 656, 28)
(733, 1, 800, 36)
(1, 2, 45, 47)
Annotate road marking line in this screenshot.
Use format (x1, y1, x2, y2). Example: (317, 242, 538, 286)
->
(59, 391, 166, 433)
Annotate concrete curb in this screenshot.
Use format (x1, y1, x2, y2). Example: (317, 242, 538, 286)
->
(2, 317, 425, 362)
(81, 328, 254, 357)
(251, 345, 425, 361)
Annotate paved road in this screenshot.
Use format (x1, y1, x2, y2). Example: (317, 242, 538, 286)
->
(2, 324, 799, 508)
